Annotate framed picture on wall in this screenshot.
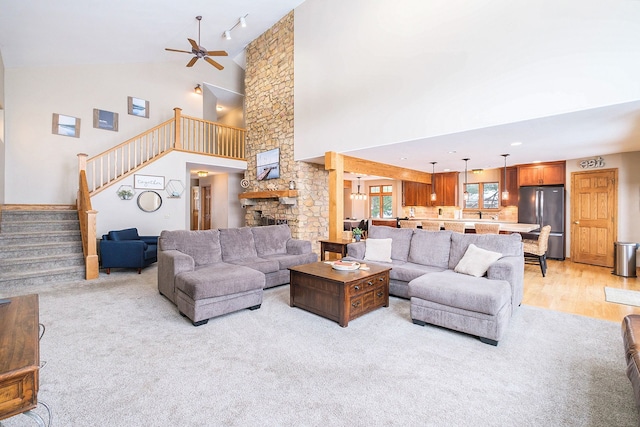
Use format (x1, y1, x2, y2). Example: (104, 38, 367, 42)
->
(52, 113, 81, 138)
(256, 148, 280, 180)
(128, 96, 149, 118)
(93, 109, 119, 131)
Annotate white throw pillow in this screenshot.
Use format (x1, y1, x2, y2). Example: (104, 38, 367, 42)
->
(364, 238, 393, 263)
(454, 244, 502, 277)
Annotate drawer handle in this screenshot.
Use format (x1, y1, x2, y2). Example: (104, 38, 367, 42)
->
(377, 291, 383, 297)
(367, 281, 373, 286)
(379, 277, 385, 281)
(354, 285, 360, 291)
(352, 301, 361, 307)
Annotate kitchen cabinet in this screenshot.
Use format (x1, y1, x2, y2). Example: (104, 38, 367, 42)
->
(431, 172, 459, 207)
(501, 166, 518, 207)
(518, 161, 565, 186)
(402, 181, 429, 206)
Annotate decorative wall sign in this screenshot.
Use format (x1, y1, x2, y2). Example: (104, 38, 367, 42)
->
(93, 109, 119, 131)
(256, 148, 280, 180)
(579, 156, 605, 169)
(52, 113, 81, 138)
(128, 96, 149, 118)
(134, 174, 165, 190)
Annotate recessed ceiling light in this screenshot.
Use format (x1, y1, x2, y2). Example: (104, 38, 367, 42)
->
(400, 157, 407, 160)
(511, 142, 522, 146)
(443, 168, 451, 172)
(216, 106, 223, 111)
(448, 151, 457, 154)
(532, 160, 542, 164)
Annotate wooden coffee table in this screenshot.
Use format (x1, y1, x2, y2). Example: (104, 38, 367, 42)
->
(289, 262, 391, 327)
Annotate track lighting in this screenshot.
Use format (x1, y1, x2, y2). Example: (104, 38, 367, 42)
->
(194, 84, 202, 94)
(223, 14, 248, 40)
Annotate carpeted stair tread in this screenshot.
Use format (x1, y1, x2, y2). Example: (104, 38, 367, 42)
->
(0, 265, 85, 285)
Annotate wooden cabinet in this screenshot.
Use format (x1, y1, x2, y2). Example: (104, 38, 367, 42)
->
(431, 172, 459, 207)
(518, 161, 565, 186)
(402, 181, 429, 206)
(501, 166, 518, 207)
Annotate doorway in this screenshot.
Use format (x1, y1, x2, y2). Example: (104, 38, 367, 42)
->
(570, 168, 618, 267)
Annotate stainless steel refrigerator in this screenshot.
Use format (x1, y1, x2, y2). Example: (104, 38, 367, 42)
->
(518, 186, 566, 260)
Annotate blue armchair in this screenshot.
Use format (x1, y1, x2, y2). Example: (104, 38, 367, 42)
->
(100, 228, 158, 274)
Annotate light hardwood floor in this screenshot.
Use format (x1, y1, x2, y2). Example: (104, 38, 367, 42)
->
(523, 259, 640, 323)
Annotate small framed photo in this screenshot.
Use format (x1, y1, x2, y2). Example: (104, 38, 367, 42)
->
(134, 174, 164, 190)
(93, 109, 119, 131)
(52, 113, 81, 138)
(128, 96, 149, 118)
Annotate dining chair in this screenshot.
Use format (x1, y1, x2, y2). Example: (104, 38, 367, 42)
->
(523, 225, 552, 277)
(420, 221, 441, 231)
(474, 223, 500, 234)
(443, 222, 466, 233)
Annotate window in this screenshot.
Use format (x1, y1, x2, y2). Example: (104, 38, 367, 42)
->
(370, 185, 393, 218)
(464, 182, 499, 209)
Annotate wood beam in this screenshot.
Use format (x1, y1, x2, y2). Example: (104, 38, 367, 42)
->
(341, 154, 432, 184)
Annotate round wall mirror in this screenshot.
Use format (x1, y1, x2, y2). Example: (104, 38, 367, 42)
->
(137, 191, 162, 212)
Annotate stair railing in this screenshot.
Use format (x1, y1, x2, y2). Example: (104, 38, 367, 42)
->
(84, 107, 246, 195)
(76, 156, 99, 280)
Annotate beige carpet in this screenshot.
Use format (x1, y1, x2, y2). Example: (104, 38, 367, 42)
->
(605, 287, 640, 307)
(0, 267, 638, 426)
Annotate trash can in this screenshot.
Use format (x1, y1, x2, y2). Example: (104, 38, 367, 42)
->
(613, 242, 639, 278)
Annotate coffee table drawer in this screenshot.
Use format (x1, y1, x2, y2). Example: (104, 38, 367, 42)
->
(349, 272, 388, 296)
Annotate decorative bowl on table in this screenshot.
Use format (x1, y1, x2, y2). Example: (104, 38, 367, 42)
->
(331, 261, 360, 271)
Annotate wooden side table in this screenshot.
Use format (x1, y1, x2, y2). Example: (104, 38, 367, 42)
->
(0, 294, 46, 426)
(318, 238, 353, 261)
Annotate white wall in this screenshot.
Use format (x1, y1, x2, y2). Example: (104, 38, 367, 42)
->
(0, 51, 5, 204)
(294, 0, 640, 161)
(3, 58, 245, 204)
(91, 151, 246, 236)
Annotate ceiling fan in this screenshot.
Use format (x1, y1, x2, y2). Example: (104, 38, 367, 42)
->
(165, 16, 228, 70)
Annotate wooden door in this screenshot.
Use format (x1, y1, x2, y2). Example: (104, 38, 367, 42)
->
(570, 169, 617, 267)
(201, 185, 212, 230)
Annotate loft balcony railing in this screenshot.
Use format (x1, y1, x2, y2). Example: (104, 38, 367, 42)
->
(81, 107, 246, 195)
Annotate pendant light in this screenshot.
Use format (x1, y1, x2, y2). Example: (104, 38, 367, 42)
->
(430, 162, 437, 202)
(462, 158, 470, 202)
(350, 177, 367, 200)
(501, 154, 510, 201)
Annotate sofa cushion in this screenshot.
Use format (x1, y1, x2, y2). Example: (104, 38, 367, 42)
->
(261, 252, 318, 270)
(251, 224, 291, 256)
(368, 225, 414, 261)
(448, 233, 522, 270)
(364, 238, 393, 263)
(408, 270, 511, 316)
(109, 228, 140, 241)
(226, 257, 280, 274)
(408, 230, 452, 268)
(454, 244, 502, 277)
(390, 262, 447, 282)
(219, 227, 258, 261)
(159, 230, 222, 266)
(175, 263, 265, 300)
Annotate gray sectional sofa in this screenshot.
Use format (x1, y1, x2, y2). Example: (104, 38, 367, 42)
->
(158, 224, 317, 326)
(344, 225, 524, 345)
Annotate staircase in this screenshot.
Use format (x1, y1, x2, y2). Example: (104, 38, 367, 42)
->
(0, 206, 86, 287)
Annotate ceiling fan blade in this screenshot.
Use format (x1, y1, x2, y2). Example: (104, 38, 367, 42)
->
(165, 48, 192, 54)
(188, 38, 199, 51)
(206, 50, 228, 57)
(186, 57, 199, 67)
(204, 57, 224, 70)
